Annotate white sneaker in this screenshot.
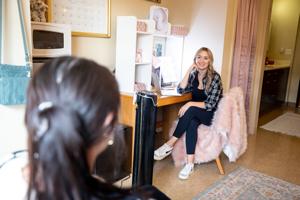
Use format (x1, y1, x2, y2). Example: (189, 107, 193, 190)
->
(154, 143, 173, 160)
(178, 163, 194, 180)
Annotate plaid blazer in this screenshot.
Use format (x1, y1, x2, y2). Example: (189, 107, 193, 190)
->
(177, 71, 223, 112)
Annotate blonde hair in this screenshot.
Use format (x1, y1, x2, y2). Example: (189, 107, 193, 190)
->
(194, 47, 215, 92)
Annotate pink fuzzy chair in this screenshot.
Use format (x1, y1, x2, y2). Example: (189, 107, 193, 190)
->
(170, 87, 248, 175)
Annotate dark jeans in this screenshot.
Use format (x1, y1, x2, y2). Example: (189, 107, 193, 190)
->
(173, 106, 214, 154)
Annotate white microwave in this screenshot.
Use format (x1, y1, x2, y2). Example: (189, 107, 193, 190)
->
(31, 22, 71, 58)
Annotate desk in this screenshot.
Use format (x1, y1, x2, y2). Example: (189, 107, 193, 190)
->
(119, 93, 192, 170)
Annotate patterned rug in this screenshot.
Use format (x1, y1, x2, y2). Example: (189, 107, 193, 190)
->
(193, 167, 300, 200)
(260, 112, 300, 138)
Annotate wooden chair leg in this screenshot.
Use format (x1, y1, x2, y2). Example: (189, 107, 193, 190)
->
(215, 156, 225, 175)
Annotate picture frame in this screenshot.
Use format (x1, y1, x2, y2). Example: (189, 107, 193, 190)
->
(153, 37, 166, 57)
(47, 0, 111, 38)
(146, 0, 161, 3)
(149, 6, 168, 34)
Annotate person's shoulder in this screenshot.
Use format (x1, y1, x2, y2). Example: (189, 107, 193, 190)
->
(212, 71, 222, 80)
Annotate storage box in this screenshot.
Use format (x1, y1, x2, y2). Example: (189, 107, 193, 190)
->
(137, 21, 147, 32)
(171, 25, 188, 36)
(0, 65, 31, 105)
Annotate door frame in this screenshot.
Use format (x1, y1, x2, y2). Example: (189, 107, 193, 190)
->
(248, 0, 273, 134)
(286, 14, 300, 104)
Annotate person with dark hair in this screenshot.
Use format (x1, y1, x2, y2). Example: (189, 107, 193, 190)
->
(154, 47, 223, 180)
(25, 56, 169, 200)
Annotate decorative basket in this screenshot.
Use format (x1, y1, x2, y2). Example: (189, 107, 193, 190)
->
(137, 21, 147, 32)
(171, 25, 188, 36)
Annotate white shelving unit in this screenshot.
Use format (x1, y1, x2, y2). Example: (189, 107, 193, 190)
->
(115, 16, 185, 94)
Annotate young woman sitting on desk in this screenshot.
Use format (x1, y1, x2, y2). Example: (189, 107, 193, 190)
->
(25, 56, 170, 199)
(154, 47, 223, 180)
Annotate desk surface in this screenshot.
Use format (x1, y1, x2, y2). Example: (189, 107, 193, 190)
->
(156, 93, 192, 107)
(120, 92, 192, 106)
(119, 92, 192, 126)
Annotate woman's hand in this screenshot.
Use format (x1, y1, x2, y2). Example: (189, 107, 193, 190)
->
(178, 102, 191, 118)
(179, 64, 197, 89)
(188, 63, 197, 73)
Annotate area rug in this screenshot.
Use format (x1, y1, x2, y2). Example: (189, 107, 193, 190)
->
(260, 112, 300, 137)
(193, 167, 300, 200)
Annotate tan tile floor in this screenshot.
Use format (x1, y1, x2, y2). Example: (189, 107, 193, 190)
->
(153, 106, 300, 200)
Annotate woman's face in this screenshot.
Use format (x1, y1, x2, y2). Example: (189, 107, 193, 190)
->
(194, 50, 210, 71)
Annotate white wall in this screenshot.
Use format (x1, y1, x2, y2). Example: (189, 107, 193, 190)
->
(165, 0, 228, 77)
(0, 0, 3, 61)
(0, 105, 27, 158)
(0, 0, 31, 158)
(2, 0, 31, 65)
(183, 0, 227, 74)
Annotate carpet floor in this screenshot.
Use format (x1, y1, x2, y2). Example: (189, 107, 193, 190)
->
(260, 112, 300, 137)
(193, 167, 300, 200)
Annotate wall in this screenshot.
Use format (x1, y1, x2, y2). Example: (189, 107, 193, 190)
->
(2, 0, 31, 65)
(289, 19, 300, 103)
(0, 0, 31, 157)
(165, 0, 228, 75)
(72, 0, 166, 70)
(267, 0, 300, 103)
(0, 105, 27, 157)
(268, 0, 300, 61)
(0, 0, 2, 60)
(72, 0, 228, 74)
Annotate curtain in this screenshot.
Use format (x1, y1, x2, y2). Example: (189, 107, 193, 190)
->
(230, 0, 259, 128)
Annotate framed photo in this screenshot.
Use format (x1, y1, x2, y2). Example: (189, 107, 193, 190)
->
(153, 37, 166, 57)
(149, 6, 168, 34)
(47, 0, 111, 38)
(146, 0, 161, 3)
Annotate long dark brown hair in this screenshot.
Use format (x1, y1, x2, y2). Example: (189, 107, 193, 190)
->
(25, 56, 130, 199)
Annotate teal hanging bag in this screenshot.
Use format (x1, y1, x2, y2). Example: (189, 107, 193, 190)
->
(0, 0, 31, 105)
